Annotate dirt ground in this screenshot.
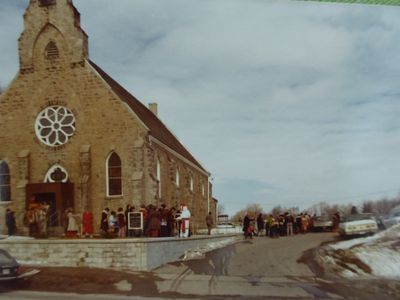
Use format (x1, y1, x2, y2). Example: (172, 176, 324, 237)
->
(0, 266, 188, 299)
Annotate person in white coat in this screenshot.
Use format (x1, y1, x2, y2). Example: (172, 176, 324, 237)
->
(67, 209, 79, 238)
(177, 205, 191, 238)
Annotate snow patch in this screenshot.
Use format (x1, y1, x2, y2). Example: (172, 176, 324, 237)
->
(355, 247, 400, 279)
(181, 236, 239, 261)
(1, 235, 35, 241)
(114, 280, 132, 292)
(320, 224, 400, 279)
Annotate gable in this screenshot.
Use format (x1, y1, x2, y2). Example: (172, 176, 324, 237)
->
(88, 60, 209, 175)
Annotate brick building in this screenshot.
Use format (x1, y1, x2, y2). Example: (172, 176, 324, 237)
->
(0, 0, 212, 234)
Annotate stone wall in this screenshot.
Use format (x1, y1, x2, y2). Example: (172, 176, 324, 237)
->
(0, 235, 237, 271)
(151, 141, 210, 231)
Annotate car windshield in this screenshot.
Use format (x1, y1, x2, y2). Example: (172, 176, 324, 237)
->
(0, 251, 15, 265)
(344, 214, 374, 222)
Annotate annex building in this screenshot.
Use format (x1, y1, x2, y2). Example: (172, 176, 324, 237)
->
(0, 0, 216, 234)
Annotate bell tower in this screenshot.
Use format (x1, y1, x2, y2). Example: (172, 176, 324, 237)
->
(18, 0, 88, 73)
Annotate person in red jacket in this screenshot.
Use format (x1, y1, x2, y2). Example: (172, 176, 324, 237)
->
(82, 207, 93, 238)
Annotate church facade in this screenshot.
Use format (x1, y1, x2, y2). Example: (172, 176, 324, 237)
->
(0, 0, 214, 234)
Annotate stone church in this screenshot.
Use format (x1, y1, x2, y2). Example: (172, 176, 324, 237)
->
(0, 0, 216, 234)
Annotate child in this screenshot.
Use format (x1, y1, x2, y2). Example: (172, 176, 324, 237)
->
(245, 221, 255, 239)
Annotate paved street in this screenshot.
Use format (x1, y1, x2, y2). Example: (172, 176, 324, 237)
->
(1, 233, 399, 299)
(152, 232, 341, 299)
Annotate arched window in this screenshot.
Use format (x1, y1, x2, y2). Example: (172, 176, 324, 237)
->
(201, 182, 205, 197)
(189, 174, 194, 192)
(45, 41, 59, 60)
(107, 152, 122, 196)
(0, 161, 11, 202)
(44, 164, 69, 183)
(156, 158, 161, 198)
(175, 168, 180, 187)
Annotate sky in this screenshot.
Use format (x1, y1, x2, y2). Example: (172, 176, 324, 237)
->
(1, 0, 400, 216)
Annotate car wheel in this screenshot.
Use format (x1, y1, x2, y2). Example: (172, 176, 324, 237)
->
(15, 278, 31, 289)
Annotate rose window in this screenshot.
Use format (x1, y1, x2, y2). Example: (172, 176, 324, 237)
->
(35, 106, 76, 147)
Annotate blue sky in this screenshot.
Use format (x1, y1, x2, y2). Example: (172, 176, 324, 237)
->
(1, 0, 400, 216)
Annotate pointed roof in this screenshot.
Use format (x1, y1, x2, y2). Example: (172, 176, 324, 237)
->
(88, 60, 209, 175)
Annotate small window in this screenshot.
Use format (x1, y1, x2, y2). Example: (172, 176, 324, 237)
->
(175, 168, 180, 187)
(0, 161, 11, 202)
(107, 152, 122, 196)
(201, 182, 205, 197)
(189, 174, 194, 192)
(156, 158, 161, 198)
(45, 41, 59, 60)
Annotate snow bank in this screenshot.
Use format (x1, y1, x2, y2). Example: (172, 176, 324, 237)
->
(356, 247, 400, 279)
(182, 236, 239, 261)
(315, 224, 400, 280)
(331, 223, 400, 250)
(1, 235, 35, 241)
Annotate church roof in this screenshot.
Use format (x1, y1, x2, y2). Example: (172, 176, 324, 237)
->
(88, 60, 209, 175)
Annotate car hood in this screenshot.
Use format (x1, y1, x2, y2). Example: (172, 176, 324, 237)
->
(340, 220, 376, 227)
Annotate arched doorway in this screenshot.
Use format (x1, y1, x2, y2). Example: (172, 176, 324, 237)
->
(26, 182, 74, 227)
(26, 165, 74, 227)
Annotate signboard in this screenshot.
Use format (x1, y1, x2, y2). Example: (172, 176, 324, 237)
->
(128, 212, 143, 230)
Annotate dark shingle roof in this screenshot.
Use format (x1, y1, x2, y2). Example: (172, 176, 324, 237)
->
(89, 60, 208, 174)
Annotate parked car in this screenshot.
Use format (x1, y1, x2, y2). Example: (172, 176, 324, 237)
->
(0, 249, 20, 282)
(0, 249, 39, 286)
(312, 216, 333, 231)
(338, 213, 378, 237)
(382, 210, 400, 229)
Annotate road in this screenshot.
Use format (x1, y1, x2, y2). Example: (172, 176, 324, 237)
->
(1, 233, 399, 299)
(153, 232, 341, 299)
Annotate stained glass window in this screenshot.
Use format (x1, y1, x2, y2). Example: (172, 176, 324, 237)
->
(189, 174, 194, 192)
(44, 165, 69, 183)
(156, 158, 161, 198)
(35, 106, 76, 147)
(107, 152, 122, 196)
(175, 168, 180, 187)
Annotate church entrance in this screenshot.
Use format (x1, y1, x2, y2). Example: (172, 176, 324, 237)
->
(26, 182, 74, 227)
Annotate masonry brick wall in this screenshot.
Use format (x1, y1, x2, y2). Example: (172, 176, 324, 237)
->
(0, 235, 238, 271)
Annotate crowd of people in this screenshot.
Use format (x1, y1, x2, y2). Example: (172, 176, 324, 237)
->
(242, 212, 341, 239)
(24, 197, 51, 238)
(11, 197, 215, 239)
(98, 204, 194, 238)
